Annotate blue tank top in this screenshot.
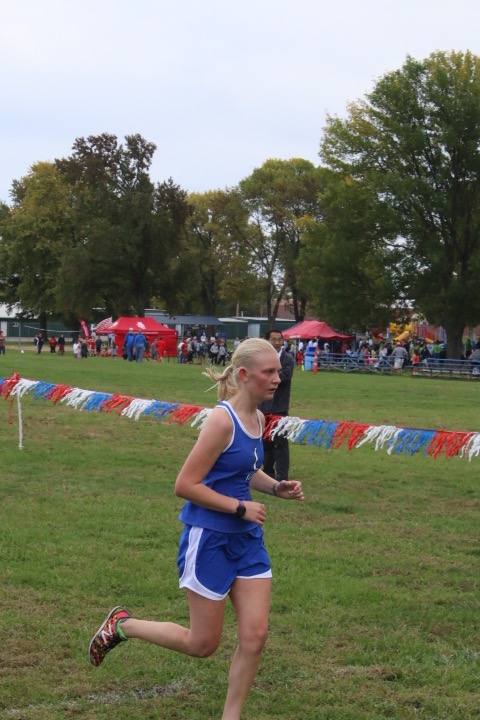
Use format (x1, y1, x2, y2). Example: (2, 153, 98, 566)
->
(178, 400, 264, 533)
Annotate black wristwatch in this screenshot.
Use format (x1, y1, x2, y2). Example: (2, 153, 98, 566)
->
(235, 503, 247, 518)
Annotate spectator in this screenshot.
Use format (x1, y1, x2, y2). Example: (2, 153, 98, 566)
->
(391, 342, 409, 371)
(124, 328, 136, 362)
(134, 331, 146, 362)
(209, 339, 219, 364)
(378, 343, 389, 368)
(432, 340, 442, 362)
(420, 343, 431, 365)
(259, 329, 295, 481)
(197, 340, 206, 365)
(177, 338, 183, 362)
(156, 336, 166, 363)
(57, 334, 65, 355)
(187, 338, 195, 363)
(150, 340, 158, 362)
(468, 346, 480, 373)
(411, 349, 420, 374)
(217, 340, 227, 366)
(0, 330, 5, 355)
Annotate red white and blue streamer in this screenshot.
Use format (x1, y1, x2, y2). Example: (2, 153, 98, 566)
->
(1, 373, 479, 460)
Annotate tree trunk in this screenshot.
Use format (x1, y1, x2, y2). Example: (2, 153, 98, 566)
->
(444, 324, 464, 360)
(39, 311, 47, 336)
(291, 290, 307, 323)
(201, 271, 218, 316)
(134, 291, 146, 316)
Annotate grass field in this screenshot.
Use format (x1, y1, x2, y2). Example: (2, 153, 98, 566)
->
(1, 349, 479, 719)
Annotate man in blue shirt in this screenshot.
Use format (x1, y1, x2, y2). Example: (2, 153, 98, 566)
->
(124, 328, 136, 361)
(134, 331, 146, 362)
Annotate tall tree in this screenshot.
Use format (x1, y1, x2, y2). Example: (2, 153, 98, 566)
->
(0, 201, 15, 304)
(0, 162, 73, 331)
(55, 133, 190, 317)
(299, 169, 401, 330)
(183, 190, 257, 315)
(239, 159, 323, 327)
(149, 178, 192, 314)
(319, 50, 480, 357)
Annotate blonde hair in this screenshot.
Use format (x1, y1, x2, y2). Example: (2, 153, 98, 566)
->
(204, 338, 277, 400)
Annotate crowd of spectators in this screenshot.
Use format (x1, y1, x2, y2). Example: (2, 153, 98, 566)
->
(176, 332, 233, 365)
(10, 327, 480, 373)
(276, 335, 480, 372)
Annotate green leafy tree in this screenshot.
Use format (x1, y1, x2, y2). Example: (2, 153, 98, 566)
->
(55, 133, 190, 317)
(149, 178, 192, 314)
(239, 158, 323, 327)
(53, 134, 125, 318)
(319, 50, 480, 357)
(183, 190, 257, 315)
(0, 201, 14, 304)
(0, 162, 73, 331)
(299, 169, 402, 331)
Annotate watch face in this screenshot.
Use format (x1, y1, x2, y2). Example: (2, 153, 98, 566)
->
(236, 503, 246, 518)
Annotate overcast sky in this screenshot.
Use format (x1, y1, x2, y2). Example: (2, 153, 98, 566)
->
(2, 0, 480, 204)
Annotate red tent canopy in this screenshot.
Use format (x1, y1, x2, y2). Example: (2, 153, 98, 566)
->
(282, 320, 354, 341)
(100, 316, 177, 357)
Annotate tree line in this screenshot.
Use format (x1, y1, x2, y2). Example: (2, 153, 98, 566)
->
(1, 50, 480, 358)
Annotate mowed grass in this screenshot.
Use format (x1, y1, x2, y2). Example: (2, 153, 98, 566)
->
(0, 349, 479, 719)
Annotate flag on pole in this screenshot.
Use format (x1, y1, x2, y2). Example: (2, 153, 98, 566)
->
(78, 318, 91, 339)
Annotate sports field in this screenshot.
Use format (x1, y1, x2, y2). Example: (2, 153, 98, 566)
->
(1, 350, 479, 719)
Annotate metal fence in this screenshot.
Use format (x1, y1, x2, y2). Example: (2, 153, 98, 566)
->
(302, 352, 480, 379)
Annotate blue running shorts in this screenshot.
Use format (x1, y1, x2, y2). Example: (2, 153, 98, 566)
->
(178, 525, 272, 601)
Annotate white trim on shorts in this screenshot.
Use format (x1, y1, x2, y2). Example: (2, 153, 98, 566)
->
(179, 526, 272, 601)
(179, 527, 225, 600)
(237, 569, 272, 581)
